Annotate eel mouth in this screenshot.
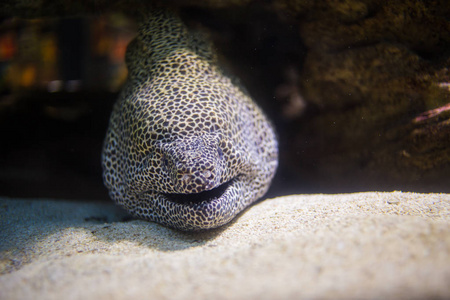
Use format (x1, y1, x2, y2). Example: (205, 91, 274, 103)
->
(162, 179, 233, 205)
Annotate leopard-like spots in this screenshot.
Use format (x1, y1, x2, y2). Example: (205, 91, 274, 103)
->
(102, 8, 278, 231)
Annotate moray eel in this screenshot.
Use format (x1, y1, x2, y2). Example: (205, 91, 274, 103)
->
(102, 9, 278, 230)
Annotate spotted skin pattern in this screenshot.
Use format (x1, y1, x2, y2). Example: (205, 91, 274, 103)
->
(102, 9, 278, 231)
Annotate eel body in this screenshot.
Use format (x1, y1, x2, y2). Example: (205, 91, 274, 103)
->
(102, 9, 278, 230)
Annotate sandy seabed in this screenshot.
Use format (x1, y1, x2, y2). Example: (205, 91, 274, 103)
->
(1, 192, 449, 300)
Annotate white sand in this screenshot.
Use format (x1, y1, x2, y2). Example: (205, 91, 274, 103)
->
(1, 192, 449, 300)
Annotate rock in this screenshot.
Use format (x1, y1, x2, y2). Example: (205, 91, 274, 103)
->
(301, 43, 427, 109)
(1, 193, 449, 299)
(289, 0, 450, 54)
(279, 1, 450, 191)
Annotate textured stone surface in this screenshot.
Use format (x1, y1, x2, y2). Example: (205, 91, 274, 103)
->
(1, 193, 449, 299)
(277, 0, 450, 191)
(294, 0, 450, 53)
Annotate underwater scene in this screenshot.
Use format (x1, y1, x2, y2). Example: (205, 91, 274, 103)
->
(0, 1, 449, 299)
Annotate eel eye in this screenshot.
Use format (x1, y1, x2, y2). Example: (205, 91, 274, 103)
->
(162, 155, 169, 169)
(218, 147, 224, 160)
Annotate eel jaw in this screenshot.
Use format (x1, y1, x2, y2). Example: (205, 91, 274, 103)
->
(138, 177, 243, 230)
(161, 179, 233, 206)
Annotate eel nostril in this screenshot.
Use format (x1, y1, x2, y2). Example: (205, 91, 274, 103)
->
(181, 173, 192, 184)
(162, 154, 169, 169)
(217, 147, 224, 160)
(203, 169, 212, 179)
